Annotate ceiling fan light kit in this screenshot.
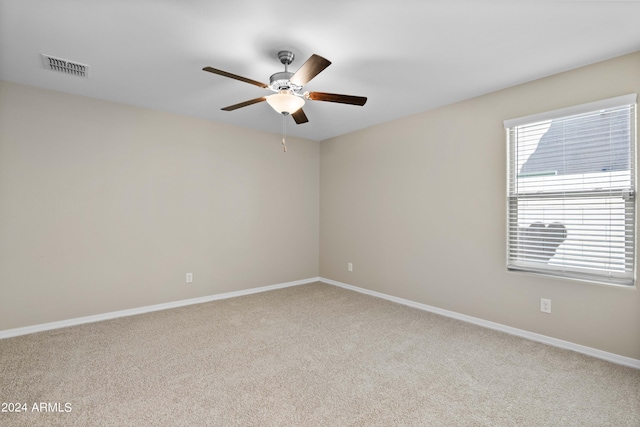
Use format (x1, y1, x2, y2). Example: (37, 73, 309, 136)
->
(266, 90, 305, 115)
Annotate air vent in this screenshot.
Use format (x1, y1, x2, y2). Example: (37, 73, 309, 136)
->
(41, 54, 89, 78)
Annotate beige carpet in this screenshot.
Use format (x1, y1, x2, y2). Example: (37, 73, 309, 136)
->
(1, 282, 639, 426)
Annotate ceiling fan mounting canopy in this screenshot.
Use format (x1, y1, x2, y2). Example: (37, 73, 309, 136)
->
(202, 49, 367, 125)
(277, 50, 295, 66)
(269, 71, 299, 92)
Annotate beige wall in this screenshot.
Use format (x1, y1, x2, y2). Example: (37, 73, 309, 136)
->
(320, 51, 640, 359)
(2, 52, 639, 360)
(0, 81, 319, 330)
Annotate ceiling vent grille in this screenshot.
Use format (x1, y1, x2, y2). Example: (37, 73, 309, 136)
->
(41, 54, 89, 78)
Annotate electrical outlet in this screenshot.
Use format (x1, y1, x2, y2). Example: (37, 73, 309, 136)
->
(186, 272, 193, 283)
(540, 298, 551, 313)
(348, 262, 353, 272)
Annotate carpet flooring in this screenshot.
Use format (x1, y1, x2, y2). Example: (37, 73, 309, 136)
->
(1, 282, 639, 426)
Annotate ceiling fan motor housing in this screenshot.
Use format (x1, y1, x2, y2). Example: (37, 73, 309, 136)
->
(269, 71, 301, 92)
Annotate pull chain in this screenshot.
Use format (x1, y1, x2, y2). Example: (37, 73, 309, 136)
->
(282, 113, 287, 152)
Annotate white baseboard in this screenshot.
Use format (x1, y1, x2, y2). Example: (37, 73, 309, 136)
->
(320, 277, 640, 370)
(4, 276, 638, 370)
(0, 277, 320, 340)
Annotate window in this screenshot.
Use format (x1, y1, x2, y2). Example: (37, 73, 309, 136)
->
(505, 94, 637, 286)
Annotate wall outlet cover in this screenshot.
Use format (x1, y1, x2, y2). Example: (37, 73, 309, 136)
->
(540, 298, 551, 313)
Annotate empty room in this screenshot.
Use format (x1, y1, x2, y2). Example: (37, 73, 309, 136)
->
(1, 1, 639, 425)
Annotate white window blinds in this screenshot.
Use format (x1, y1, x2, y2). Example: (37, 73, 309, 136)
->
(505, 94, 637, 286)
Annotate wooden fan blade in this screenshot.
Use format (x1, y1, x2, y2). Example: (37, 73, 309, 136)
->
(203, 66, 268, 88)
(307, 92, 367, 106)
(221, 97, 267, 111)
(292, 108, 309, 124)
(289, 54, 331, 86)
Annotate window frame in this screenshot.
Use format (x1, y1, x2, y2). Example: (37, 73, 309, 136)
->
(505, 94, 637, 287)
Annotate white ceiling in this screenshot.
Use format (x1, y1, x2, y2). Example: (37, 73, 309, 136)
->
(1, 0, 639, 141)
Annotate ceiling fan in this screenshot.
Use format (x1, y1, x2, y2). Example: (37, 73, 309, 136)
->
(203, 50, 367, 125)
